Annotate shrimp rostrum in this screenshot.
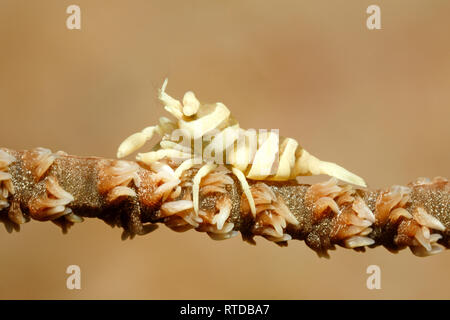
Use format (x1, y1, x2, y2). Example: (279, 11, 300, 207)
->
(117, 79, 367, 217)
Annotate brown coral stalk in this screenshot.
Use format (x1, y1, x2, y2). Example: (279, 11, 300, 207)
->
(0, 147, 449, 258)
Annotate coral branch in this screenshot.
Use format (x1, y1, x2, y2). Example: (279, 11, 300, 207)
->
(1, 147, 449, 258)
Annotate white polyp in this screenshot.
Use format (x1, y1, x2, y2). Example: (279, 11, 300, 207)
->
(429, 233, 442, 242)
(309, 178, 342, 200)
(252, 183, 299, 242)
(410, 244, 443, 257)
(152, 163, 180, 201)
(44, 197, 73, 208)
(200, 170, 233, 187)
(110, 161, 140, 176)
(389, 185, 412, 196)
(107, 186, 137, 202)
(8, 201, 26, 225)
(108, 174, 134, 190)
(260, 226, 282, 239)
(344, 225, 367, 237)
(0, 172, 12, 181)
(150, 162, 176, 177)
(255, 204, 275, 215)
(182, 214, 200, 228)
(344, 236, 375, 248)
(220, 222, 235, 233)
(432, 176, 448, 184)
(161, 200, 194, 215)
(14, 160, 73, 221)
(201, 221, 235, 235)
(413, 207, 446, 232)
(213, 198, 232, 230)
(208, 230, 238, 241)
(36, 154, 56, 181)
(388, 207, 413, 223)
(411, 231, 444, 257)
(266, 233, 292, 242)
(0, 150, 16, 206)
(192, 163, 217, 214)
(105, 161, 141, 201)
(413, 177, 432, 186)
(0, 150, 16, 168)
(271, 217, 284, 237)
(414, 227, 432, 251)
(282, 234, 293, 241)
(2, 178, 14, 194)
(315, 197, 340, 215)
(46, 177, 75, 202)
(132, 172, 141, 188)
(0, 200, 9, 209)
(359, 227, 373, 236)
(65, 212, 84, 223)
(254, 183, 276, 204)
(200, 185, 226, 194)
(156, 180, 180, 200)
(352, 197, 376, 223)
(274, 199, 299, 225)
(422, 226, 430, 239)
(212, 212, 227, 230)
(427, 244, 444, 255)
(45, 205, 66, 216)
(347, 214, 372, 228)
(30, 148, 58, 181)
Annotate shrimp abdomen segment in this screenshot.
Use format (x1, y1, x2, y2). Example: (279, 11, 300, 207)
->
(292, 149, 366, 187)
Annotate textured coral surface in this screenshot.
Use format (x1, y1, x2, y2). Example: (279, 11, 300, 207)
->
(1, 148, 448, 258)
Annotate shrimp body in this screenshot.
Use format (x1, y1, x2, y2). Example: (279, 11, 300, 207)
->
(117, 79, 366, 216)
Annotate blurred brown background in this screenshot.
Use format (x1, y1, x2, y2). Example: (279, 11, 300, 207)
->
(0, 0, 449, 299)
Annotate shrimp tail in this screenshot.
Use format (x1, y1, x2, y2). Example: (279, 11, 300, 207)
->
(293, 149, 367, 187)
